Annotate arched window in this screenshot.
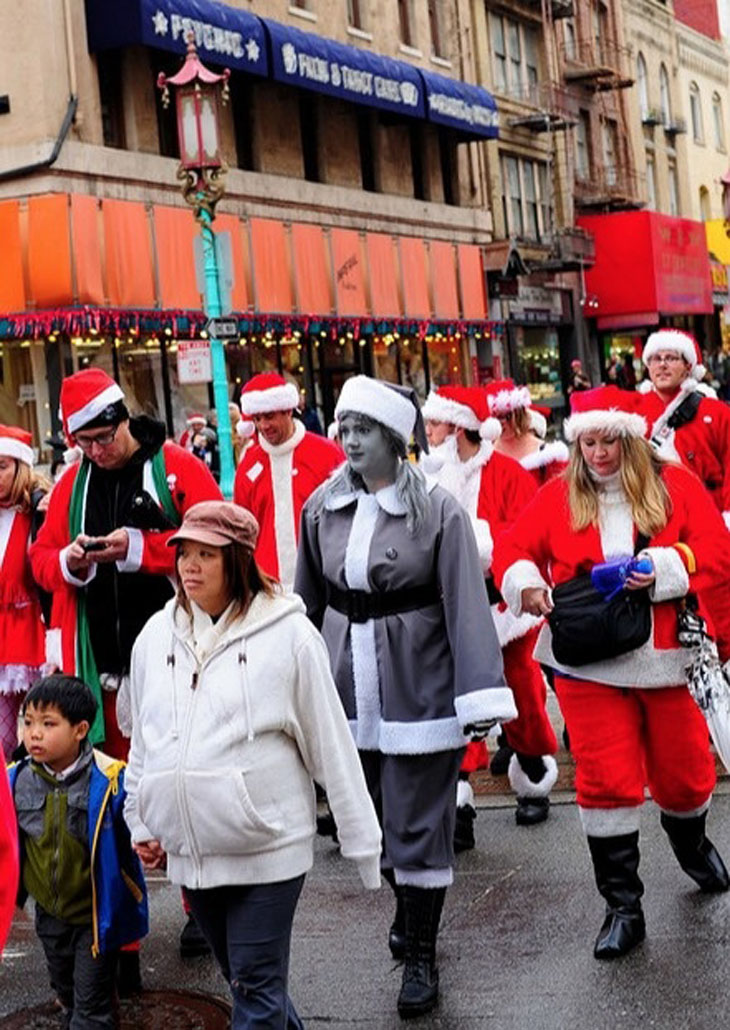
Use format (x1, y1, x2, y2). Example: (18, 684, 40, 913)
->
(659, 64, 671, 124)
(690, 82, 703, 142)
(637, 53, 648, 119)
(699, 186, 711, 220)
(713, 92, 725, 150)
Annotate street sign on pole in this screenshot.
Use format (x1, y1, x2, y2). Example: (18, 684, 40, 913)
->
(204, 317, 239, 339)
(177, 340, 212, 384)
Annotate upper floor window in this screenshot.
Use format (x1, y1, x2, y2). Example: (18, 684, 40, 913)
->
(636, 53, 648, 119)
(713, 92, 725, 150)
(490, 12, 540, 98)
(501, 154, 553, 241)
(428, 0, 446, 58)
(602, 118, 619, 185)
(564, 20, 577, 61)
(689, 82, 703, 142)
(347, 0, 363, 30)
(645, 153, 657, 210)
(575, 110, 591, 179)
(659, 64, 671, 125)
(668, 158, 680, 216)
(700, 185, 711, 220)
(398, 0, 414, 47)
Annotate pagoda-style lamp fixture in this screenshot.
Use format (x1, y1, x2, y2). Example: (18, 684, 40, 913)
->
(157, 38, 231, 221)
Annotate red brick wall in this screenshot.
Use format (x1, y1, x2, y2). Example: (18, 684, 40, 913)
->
(674, 0, 721, 40)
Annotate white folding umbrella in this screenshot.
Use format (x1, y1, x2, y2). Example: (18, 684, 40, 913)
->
(679, 605, 730, 775)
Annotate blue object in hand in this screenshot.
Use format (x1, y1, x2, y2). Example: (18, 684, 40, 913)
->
(591, 555, 653, 600)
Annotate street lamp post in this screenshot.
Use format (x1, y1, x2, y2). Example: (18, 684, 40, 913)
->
(158, 39, 236, 498)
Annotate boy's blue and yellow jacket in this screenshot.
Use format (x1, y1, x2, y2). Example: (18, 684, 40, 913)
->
(8, 749, 148, 956)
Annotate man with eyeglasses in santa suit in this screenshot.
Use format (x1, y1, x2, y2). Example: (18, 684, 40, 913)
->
(640, 329, 730, 660)
(29, 368, 221, 987)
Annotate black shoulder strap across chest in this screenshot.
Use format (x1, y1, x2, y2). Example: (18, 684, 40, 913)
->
(666, 390, 702, 431)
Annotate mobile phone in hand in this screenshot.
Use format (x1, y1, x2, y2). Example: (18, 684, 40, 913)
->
(82, 539, 106, 553)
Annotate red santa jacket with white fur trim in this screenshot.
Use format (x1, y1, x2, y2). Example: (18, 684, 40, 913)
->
(519, 441, 569, 488)
(30, 442, 221, 677)
(428, 441, 541, 646)
(641, 380, 730, 525)
(234, 422, 343, 590)
(493, 463, 730, 686)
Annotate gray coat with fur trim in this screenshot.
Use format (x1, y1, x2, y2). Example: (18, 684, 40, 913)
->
(295, 481, 516, 755)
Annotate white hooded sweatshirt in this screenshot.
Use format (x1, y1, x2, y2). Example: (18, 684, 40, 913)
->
(124, 592, 382, 890)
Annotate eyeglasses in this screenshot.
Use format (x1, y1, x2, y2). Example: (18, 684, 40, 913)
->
(75, 425, 119, 451)
(646, 354, 685, 366)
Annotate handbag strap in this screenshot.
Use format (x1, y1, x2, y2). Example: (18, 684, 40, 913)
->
(634, 532, 649, 556)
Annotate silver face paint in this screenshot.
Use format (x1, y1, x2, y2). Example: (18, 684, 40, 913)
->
(339, 413, 398, 487)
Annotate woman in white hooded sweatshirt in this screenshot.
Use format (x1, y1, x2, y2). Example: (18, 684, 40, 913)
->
(124, 500, 381, 1029)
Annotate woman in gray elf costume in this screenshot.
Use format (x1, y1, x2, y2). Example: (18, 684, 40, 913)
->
(295, 375, 516, 1020)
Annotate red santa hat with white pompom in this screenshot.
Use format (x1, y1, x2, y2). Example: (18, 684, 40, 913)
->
(563, 385, 647, 442)
(484, 378, 548, 438)
(0, 425, 34, 466)
(421, 385, 502, 441)
(239, 372, 299, 415)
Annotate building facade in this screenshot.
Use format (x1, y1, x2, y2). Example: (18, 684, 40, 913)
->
(0, 0, 500, 453)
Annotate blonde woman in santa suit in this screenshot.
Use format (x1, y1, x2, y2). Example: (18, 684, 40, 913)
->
(493, 385, 730, 960)
(488, 379, 569, 487)
(0, 426, 50, 759)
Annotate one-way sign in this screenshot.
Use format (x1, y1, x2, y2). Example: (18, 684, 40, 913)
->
(204, 317, 239, 340)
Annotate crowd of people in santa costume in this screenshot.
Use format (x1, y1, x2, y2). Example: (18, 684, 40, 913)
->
(3, 326, 730, 1025)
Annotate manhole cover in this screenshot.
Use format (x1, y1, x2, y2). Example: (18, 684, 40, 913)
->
(0, 990, 231, 1029)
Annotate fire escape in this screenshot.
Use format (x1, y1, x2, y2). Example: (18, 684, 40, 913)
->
(561, 30, 642, 211)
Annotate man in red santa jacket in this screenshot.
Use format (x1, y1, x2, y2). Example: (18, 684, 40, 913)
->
(234, 373, 343, 591)
(421, 385, 558, 834)
(640, 328, 730, 659)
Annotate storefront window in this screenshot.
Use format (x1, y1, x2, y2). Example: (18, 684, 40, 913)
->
(0, 338, 49, 455)
(602, 333, 642, 389)
(514, 327, 565, 411)
(426, 335, 468, 390)
(372, 335, 427, 398)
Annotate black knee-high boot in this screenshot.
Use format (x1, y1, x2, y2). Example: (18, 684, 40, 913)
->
(660, 810, 730, 893)
(397, 886, 446, 1019)
(382, 868, 406, 960)
(587, 832, 646, 960)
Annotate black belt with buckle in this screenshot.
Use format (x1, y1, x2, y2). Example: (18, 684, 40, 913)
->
(325, 581, 441, 624)
(486, 577, 503, 606)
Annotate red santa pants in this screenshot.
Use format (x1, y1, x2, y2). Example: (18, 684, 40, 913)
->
(501, 629, 557, 757)
(555, 677, 716, 814)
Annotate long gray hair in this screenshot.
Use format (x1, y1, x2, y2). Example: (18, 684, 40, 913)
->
(311, 412, 430, 535)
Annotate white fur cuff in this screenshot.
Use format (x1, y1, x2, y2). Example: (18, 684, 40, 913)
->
(473, 518, 494, 575)
(507, 753, 558, 798)
(60, 545, 98, 587)
(644, 546, 689, 603)
(501, 559, 549, 617)
(579, 805, 641, 838)
(116, 527, 144, 574)
(455, 687, 518, 727)
(723, 512, 730, 532)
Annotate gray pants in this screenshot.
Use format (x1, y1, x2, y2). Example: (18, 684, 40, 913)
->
(35, 906, 118, 1030)
(360, 748, 464, 886)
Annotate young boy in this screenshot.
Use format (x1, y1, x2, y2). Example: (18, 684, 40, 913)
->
(8, 675, 148, 1028)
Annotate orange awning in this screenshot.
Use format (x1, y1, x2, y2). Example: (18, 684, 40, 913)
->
(71, 195, 105, 305)
(457, 244, 486, 319)
(216, 213, 251, 313)
(331, 228, 368, 316)
(399, 237, 431, 318)
(249, 218, 293, 314)
(0, 201, 25, 314)
(366, 233, 401, 317)
(28, 195, 73, 308)
(292, 223, 333, 314)
(429, 240, 459, 319)
(153, 205, 201, 311)
(103, 200, 156, 308)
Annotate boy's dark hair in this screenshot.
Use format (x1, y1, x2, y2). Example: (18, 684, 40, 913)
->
(23, 675, 97, 730)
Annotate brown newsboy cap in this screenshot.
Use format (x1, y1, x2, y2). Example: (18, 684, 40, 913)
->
(167, 500, 259, 550)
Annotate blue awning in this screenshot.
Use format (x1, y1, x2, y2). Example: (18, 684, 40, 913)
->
(262, 19, 425, 120)
(419, 69, 499, 139)
(84, 0, 269, 76)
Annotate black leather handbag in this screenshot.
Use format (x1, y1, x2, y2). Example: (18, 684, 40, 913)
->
(548, 535, 651, 667)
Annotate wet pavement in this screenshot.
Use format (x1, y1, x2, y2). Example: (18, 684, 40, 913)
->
(3, 782, 730, 1029)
